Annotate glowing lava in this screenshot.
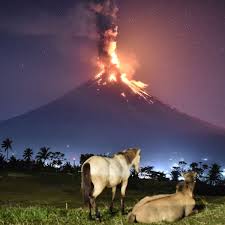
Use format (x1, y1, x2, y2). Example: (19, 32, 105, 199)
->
(94, 26, 152, 102)
(91, 0, 152, 103)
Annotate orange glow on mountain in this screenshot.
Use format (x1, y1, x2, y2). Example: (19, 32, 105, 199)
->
(94, 26, 151, 102)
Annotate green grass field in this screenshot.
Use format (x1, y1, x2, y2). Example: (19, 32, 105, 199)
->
(0, 172, 225, 225)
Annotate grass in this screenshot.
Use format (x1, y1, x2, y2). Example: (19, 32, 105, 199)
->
(0, 172, 225, 224)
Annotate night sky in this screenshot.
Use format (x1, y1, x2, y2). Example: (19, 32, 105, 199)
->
(1, 0, 225, 129)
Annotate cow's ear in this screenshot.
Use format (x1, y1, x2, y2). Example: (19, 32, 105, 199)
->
(137, 149, 141, 155)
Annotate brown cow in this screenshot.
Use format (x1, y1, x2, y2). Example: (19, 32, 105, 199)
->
(128, 172, 197, 224)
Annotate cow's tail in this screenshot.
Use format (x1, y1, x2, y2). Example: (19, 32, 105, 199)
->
(81, 163, 93, 204)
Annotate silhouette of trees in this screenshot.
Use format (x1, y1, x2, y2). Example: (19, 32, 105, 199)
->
(178, 161, 187, 173)
(36, 147, 51, 165)
(202, 164, 209, 171)
(79, 153, 94, 165)
(8, 155, 17, 169)
(140, 166, 154, 179)
(171, 166, 181, 181)
(189, 161, 209, 180)
(200, 163, 209, 179)
(22, 148, 33, 170)
(23, 148, 33, 162)
(1, 138, 13, 161)
(190, 162, 198, 171)
(150, 171, 167, 181)
(170, 161, 189, 182)
(50, 152, 65, 168)
(0, 154, 5, 169)
(207, 163, 223, 185)
(61, 162, 80, 174)
(0, 138, 223, 195)
(62, 162, 73, 173)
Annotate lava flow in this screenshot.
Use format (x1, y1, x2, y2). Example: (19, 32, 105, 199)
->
(90, 0, 152, 103)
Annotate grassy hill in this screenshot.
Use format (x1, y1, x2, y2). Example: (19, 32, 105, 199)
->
(0, 172, 224, 225)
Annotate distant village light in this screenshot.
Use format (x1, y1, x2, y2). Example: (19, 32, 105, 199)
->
(73, 157, 76, 167)
(222, 169, 225, 177)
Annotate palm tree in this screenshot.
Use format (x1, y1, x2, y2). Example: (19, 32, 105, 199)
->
(207, 163, 222, 185)
(1, 138, 13, 161)
(23, 148, 33, 162)
(36, 147, 51, 165)
(0, 154, 5, 169)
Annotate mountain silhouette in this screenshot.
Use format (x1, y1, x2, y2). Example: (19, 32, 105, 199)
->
(0, 78, 225, 166)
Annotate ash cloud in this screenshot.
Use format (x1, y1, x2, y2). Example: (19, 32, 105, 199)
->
(86, 0, 119, 60)
(0, 0, 119, 62)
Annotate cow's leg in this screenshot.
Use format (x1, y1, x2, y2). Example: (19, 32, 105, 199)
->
(120, 180, 128, 214)
(89, 196, 101, 221)
(91, 184, 104, 221)
(109, 186, 117, 214)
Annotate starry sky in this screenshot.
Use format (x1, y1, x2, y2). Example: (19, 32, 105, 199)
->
(1, 0, 225, 128)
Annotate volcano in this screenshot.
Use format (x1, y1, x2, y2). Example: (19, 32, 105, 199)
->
(0, 78, 225, 166)
(1, 0, 225, 167)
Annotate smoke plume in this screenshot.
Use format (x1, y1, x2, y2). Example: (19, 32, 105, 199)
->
(86, 0, 119, 67)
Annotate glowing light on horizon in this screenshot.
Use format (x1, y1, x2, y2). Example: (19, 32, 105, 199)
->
(222, 169, 225, 177)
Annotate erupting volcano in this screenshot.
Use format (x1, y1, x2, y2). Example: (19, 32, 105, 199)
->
(0, 0, 225, 166)
(89, 0, 152, 102)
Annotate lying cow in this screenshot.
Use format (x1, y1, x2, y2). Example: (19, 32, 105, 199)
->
(128, 171, 197, 224)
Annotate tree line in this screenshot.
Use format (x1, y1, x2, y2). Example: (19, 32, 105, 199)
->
(0, 138, 224, 186)
(0, 138, 75, 173)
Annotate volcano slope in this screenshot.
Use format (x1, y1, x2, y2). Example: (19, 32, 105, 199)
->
(0, 78, 225, 164)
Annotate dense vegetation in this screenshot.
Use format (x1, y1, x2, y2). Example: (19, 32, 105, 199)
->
(0, 137, 225, 224)
(1, 137, 225, 189)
